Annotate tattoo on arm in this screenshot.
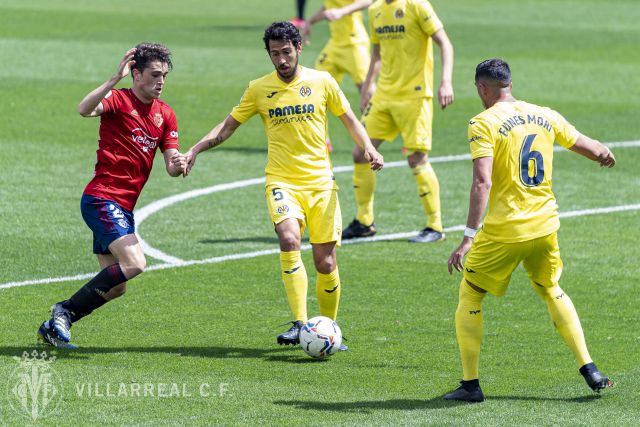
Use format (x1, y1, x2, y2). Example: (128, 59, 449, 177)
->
(208, 136, 223, 149)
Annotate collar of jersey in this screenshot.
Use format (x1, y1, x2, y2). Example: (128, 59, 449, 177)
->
(273, 66, 304, 87)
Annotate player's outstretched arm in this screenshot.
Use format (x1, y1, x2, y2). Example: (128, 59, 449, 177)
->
(569, 134, 616, 168)
(185, 115, 241, 174)
(432, 29, 454, 110)
(360, 44, 380, 113)
(338, 109, 383, 171)
(448, 156, 492, 274)
(308, 0, 371, 26)
(325, 0, 372, 21)
(77, 48, 137, 117)
(163, 149, 188, 177)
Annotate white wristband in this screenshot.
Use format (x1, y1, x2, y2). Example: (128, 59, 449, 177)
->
(464, 227, 478, 238)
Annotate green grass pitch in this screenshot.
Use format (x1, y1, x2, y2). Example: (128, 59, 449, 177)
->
(1, 0, 639, 425)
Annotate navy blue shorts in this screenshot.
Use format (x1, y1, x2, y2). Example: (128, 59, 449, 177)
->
(80, 194, 135, 255)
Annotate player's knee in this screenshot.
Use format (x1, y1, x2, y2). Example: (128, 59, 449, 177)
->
(121, 256, 146, 278)
(352, 145, 366, 163)
(407, 151, 427, 168)
(531, 282, 561, 299)
(314, 257, 336, 274)
(278, 233, 300, 252)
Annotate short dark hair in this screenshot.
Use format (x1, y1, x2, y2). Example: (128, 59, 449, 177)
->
(475, 59, 511, 87)
(131, 42, 172, 76)
(263, 22, 302, 51)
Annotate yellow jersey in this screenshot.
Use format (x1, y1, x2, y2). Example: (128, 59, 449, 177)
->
(325, 0, 370, 46)
(369, 0, 443, 100)
(230, 66, 351, 190)
(468, 100, 580, 243)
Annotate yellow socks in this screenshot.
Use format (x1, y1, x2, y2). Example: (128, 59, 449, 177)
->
(353, 162, 376, 225)
(316, 268, 341, 320)
(412, 162, 442, 232)
(532, 284, 592, 367)
(455, 279, 486, 380)
(279, 251, 308, 322)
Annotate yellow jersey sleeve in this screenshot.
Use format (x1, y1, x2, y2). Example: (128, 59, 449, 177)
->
(468, 119, 494, 159)
(546, 107, 579, 148)
(413, 0, 443, 36)
(230, 85, 257, 124)
(326, 75, 351, 117)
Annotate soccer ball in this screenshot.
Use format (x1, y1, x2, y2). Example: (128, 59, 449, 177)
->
(299, 316, 342, 358)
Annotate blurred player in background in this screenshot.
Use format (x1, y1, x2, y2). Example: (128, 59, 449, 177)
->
(446, 59, 615, 402)
(343, 0, 454, 243)
(304, 0, 372, 151)
(186, 22, 383, 347)
(291, 0, 308, 29)
(37, 43, 187, 348)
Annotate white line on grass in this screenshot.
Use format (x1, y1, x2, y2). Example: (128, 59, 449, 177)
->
(1, 203, 639, 290)
(135, 140, 640, 264)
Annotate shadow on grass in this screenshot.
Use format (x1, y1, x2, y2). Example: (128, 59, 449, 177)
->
(273, 393, 604, 413)
(0, 345, 329, 364)
(274, 396, 466, 412)
(489, 394, 603, 403)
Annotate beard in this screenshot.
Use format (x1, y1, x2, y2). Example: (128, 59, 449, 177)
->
(276, 56, 299, 80)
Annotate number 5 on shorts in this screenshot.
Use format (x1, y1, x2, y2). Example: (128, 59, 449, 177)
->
(272, 188, 284, 201)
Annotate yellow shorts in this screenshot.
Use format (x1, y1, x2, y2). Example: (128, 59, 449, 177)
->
(265, 185, 342, 245)
(361, 95, 433, 152)
(463, 231, 563, 297)
(315, 40, 370, 85)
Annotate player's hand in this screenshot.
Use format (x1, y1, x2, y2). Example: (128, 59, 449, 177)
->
(360, 89, 373, 114)
(185, 149, 197, 175)
(324, 8, 345, 21)
(598, 148, 616, 168)
(448, 237, 473, 274)
(438, 80, 454, 109)
(117, 48, 137, 80)
(171, 152, 188, 177)
(302, 23, 312, 45)
(364, 148, 384, 171)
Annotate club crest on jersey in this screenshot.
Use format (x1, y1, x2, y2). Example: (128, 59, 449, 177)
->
(153, 113, 163, 128)
(395, 9, 404, 19)
(131, 128, 159, 153)
(277, 205, 290, 215)
(299, 86, 312, 97)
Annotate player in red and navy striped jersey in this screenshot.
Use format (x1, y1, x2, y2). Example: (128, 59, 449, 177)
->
(38, 43, 187, 348)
